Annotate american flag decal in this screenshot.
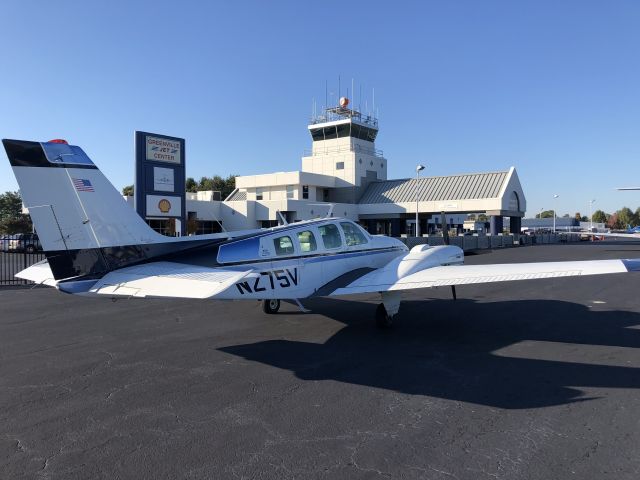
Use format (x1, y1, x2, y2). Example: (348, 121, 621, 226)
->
(73, 178, 94, 192)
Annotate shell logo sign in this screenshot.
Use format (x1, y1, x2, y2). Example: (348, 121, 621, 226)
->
(158, 199, 172, 213)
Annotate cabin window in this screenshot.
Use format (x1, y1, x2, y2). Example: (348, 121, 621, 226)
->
(286, 185, 294, 199)
(273, 235, 295, 256)
(302, 185, 309, 199)
(340, 222, 368, 246)
(318, 224, 342, 249)
(256, 188, 263, 200)
(297, 230, 317, 253)
(336, 162, 344, 170)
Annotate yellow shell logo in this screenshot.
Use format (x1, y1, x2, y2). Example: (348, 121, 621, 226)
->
(158, 199, 171, 213)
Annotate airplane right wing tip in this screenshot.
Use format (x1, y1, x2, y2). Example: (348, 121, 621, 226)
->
(622, 259, 640, 272)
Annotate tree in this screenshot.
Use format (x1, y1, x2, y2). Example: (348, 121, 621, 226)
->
(592, 210, 608, 224)
(0, 191, 32, 234)
(575, 212, 582, 221)
(608, 212, 621, 229)
(0, 191, 23, 220)
(562, 213, 570, 218)
(1, 216, 32, 234)
(120, 176, 236, 199)
(196, 175, 237, 199)
(616, 207, 635, 228)
(185, 177, 198, 193)
(477, 214, 488, 222)
(467, 213, 476, 220)
(536, 210, 554, 219)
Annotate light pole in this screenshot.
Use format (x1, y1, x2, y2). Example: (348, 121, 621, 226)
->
(415, 164, 425, 237)
(539, 208, 544, 234)
(589, 199, 596, 231)
(553, 194, 559, 233)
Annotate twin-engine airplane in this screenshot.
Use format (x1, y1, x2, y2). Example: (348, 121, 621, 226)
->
(4, 138, 640, 328)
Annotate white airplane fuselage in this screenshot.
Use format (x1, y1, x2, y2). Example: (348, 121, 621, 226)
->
(214, 234, 407, 300)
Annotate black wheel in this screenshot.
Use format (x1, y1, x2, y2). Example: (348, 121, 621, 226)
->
(375, 303, 393, 329)
(262, 299, 281, 314)
(25, 245, 35, 254)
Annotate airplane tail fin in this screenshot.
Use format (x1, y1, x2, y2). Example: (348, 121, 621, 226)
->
(3, 139, 163, 253)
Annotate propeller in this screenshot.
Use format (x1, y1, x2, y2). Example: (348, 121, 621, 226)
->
(441, 210, 457, 301)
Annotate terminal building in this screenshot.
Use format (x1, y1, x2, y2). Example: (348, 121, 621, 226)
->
(131, 98, 527, 236)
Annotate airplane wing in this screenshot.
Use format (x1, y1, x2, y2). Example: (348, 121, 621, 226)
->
(596, 232, 640, 239)
(76, 262, 251, 299)
(564, 231, 640, 239)
(330, 258, 640, 296)
(15, 259, 58, 287)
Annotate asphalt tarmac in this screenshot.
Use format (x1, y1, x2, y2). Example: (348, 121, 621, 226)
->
(2, 240, 640, 479)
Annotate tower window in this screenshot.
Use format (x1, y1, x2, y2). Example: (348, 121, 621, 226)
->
(286, 185, 294, 199)
(336, 162, 344, 170)
(256, 188, 263, 200)
(302, 185, 309, 199)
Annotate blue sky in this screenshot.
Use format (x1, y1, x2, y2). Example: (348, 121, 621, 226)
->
(1, 0, 639, 217)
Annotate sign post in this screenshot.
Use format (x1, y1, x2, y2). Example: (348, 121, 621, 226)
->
(134, 131, 186, 236)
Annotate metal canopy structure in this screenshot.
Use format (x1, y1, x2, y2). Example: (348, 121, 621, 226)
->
(359, 171, 509, 204)
(358, 167, 525, 218)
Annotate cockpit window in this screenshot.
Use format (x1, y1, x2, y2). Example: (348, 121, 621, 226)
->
(340, 222, 368, 246)
(273, 235, 294, 256)
(318, 224, 342, 249)
(297, 230, 317, 253)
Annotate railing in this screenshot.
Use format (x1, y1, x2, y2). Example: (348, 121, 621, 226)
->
(303, 143, 384, 158)
(310, 107, 379, 128)
(0, 241, 46, 285)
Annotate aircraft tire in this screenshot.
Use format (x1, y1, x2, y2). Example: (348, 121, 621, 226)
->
(262, 299, 281, 314)
(375, 303, 393, 329)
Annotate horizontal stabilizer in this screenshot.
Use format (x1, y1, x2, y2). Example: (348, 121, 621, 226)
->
(87, 261, 251, 299)
(15, 260, 58, 287)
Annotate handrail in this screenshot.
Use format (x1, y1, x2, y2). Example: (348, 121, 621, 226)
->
(303, 143, 384, 158)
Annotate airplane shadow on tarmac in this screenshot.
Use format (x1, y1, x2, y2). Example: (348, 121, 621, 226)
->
(220, 297, 640, 409)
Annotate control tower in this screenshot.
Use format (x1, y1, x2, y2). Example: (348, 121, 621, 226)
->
(302, 97, 386, 203)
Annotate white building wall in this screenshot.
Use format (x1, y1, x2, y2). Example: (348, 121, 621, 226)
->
(220, 201, 256, 230)
(185, 197, 221, 220)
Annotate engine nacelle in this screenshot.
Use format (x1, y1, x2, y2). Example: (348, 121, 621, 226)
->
(393, 244, 464, 279)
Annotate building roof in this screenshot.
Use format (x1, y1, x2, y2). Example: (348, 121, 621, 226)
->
(225, 189, 247, 202)
(358, 171, 509, 204)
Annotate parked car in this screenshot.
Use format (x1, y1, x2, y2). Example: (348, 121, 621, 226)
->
(0, 235, 12, 252)
(7, 233, 42, 253)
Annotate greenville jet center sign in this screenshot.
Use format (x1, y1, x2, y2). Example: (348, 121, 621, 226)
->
(134, 131, 186, 235)
(145, 136, 181, 164)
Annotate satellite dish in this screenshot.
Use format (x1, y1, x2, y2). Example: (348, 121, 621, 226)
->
(339, 97, 349, 108)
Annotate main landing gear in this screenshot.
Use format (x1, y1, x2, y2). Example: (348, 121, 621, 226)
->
(262, 299, 281, 314)
(375, 303, 394, 328)
(376, 291, 402, 329)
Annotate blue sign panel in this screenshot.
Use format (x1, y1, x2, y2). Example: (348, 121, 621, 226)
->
(134, 131, 186, 236)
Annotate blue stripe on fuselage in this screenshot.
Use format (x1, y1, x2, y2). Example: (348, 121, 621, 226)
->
(305, 247, 402, 264)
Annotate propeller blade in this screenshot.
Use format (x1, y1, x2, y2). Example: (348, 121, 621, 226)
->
(451, 285, 457, 300)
